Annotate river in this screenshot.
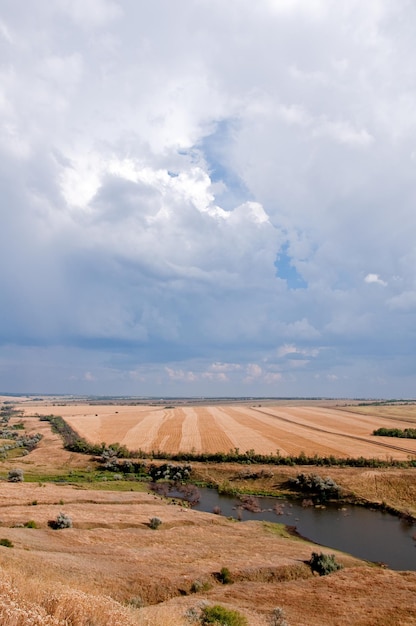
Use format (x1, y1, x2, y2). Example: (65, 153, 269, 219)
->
(191, 487, 415, 571)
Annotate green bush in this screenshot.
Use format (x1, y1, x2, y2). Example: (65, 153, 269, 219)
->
(308, 552, 343, 576)
(24, 520, 37, 528)
(216, 566, 233, 584)
(201, 604, 248, 625)
(0, 538, 13, 548)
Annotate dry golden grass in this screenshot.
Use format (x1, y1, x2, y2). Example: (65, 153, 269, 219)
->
(0, 570, 139, 626)
(0, 479, 415, 626)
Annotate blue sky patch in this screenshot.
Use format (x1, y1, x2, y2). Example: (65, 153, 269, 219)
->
(197, 119, 252, 210)
(275, 243, 307, 290)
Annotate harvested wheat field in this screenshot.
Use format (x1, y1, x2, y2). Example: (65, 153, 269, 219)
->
(24, 401, 416, 459)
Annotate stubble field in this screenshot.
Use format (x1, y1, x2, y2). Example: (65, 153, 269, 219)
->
(23, 401, 416, 460)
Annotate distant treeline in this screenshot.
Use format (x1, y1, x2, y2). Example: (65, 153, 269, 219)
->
(373, 427, 416, 439)
(358, 400, 416, 406)
(38, 414, 416, 469)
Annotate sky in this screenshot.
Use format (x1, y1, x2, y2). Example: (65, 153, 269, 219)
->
(0, 0, 415, 398)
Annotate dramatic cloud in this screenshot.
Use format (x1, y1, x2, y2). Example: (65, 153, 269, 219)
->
(0, 0, 415, 396)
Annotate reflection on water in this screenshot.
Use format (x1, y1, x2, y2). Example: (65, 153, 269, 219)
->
(192, 487, 415, 571)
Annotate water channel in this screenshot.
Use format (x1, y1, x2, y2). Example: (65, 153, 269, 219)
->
(191, 487, 416, 571)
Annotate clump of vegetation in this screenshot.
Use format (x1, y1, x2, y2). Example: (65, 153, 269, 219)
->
(149, 516, 162, 530)
(0, 405, 23, 422)
(24, 520, 37, 528)
(236, 468, 274, 480)
(270, 607, 289, 626)
(98, 444, 139, 471)
(48, 512, 73, 529)
(148, 463, 191, 482)
(308, 552, 343, 576)
(289, 473, 342, 501)
(238, 495, 261, 512)
(7, 468, 24, 482)
(0, 429, 43, 459)
(0, 538, 14, 548)
(217, 481, 239, 496)
(126, 595, 144, 608)
(373, 427, 416, 438)
(191, 579, 213, 593)
(201, 604, 248, 625)
(215, 567, 233, 585)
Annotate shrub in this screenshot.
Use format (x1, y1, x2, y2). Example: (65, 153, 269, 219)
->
(270, 607, 289, 626)
(308, 552, 343, 576)
(48, 512, 72, 529)
(290, 473, 342, 500)
(216, 567, 233, 585)
(24, 520, 37, 528)
(0, 538, 13, 548)
(149, 516, 162, 530)
(126, 595, 144, 608)
(148, 463, 191, 482)
(191, 579, 212, 593)
(217, 481, 238, 496)
(201, 604, 248, 625)
(7, 468, 24, 482)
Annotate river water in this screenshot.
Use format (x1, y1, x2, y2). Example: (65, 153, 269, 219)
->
(191, 487, 416, 571)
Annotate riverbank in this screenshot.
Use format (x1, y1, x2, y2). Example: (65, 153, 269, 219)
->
(189, 462, 416, 520)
